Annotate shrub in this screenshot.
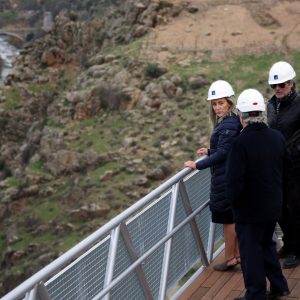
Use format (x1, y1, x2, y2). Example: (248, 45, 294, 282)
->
(144, 63, 166, 78)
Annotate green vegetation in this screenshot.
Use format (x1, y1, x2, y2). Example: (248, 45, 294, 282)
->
(1, 87, 21, 110)
(27, 83, 55, 94)
(56, 231, 82, 253)
(145, 62, 166, 78)
(170, 52, 300, 98)
(70, 115, 127, 153)
(5, 177, 22, 188)
(31, 200, 61, 223)
(158, 1, 174, 10)
(46, 118, 64, 128)
(27, 159, 44, 172)
(3, 13, 300, 295)
(11, 232, 33, 251)
(0, 11, 18, 26)
(0, 233, 5, 256)
(103, 38, 144, 64)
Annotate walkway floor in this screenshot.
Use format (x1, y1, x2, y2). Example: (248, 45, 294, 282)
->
(179, 252, 300, 300)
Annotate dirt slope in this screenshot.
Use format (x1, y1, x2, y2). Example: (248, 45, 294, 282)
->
(143, 0, 300, 62)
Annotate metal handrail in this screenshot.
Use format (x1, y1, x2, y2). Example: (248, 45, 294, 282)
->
(1, 159, 218, 300)
(92, 200, 209, 300)
(2, 166, 198, 300)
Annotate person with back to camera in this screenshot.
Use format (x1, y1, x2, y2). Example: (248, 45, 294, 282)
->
(184, 80, 242, 271)
(227, 89, 290, 300)
(267, 61, 300, 269)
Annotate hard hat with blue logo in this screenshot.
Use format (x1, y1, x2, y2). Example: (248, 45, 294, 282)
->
(268, 61, 296, 84)
(207, 80, 235, 101)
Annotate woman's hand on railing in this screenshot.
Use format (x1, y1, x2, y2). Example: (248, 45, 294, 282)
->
(184, 160, 196, 170)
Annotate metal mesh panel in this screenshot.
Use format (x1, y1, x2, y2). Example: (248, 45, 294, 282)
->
(167, 221, 200, 287)
(127, 193, 171, 257)
(110, 234, 145, 300)
(46, 169, 214, 300)
(14, 167, 220, 300)
(214, 223, 224, 246)
(46, 238, 110, 300)
(195, 206, 212, 249)
(184, 169, 211, 210)
(111, 193, 171, 299)
(126, 193, 171, 297)
(141, 245, 165, 299)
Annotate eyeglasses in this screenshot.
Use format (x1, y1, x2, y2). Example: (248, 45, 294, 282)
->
(270, 81, 290, 89)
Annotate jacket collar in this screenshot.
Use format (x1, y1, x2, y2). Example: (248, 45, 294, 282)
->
(269, 89, 297, 106)
(242, 122, 268, 133)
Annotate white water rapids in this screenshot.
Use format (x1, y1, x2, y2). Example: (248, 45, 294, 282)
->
(0, 35, 19, 81)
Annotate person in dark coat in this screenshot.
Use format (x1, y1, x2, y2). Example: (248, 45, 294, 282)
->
(227, 89, 289, 300)
(267, 61, 300, 268)
(185, 80, 242, 271)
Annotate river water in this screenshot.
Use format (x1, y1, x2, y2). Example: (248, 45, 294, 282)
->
(0, 35, 20, 81)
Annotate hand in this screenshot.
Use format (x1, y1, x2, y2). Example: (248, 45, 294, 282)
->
(184, 161, 196, 169)
(197, 148, 208, 156)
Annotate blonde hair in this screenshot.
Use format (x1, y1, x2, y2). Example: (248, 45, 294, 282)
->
(209, 98, 237, 128)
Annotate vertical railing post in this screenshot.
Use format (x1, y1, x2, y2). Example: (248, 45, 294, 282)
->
(27, 285, 37, 300)
(36, 282, 51, 300)
(103, 226, 121, 300)
(179, 181, 209, 267)
(158, 183, 179, 300)
(207, 222, 216, 262)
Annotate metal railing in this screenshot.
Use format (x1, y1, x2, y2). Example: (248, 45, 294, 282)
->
(1, 162, 225, 300)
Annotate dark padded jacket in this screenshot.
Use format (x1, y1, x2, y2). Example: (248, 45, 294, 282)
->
(226, 123, 288, 224)
(267, 90, 300, 212)
(196, 114, 241, 213)
(267, 91, 300, 142)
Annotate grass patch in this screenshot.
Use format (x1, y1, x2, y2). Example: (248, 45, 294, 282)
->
(27, 83, 55, 94)
(0, 11, 18, 24)
(1, 87, 21, 110)
(6, 177, 22, 188)
(46, 118, 64, 128)
(103, 38, 144, 63)
(70, 115, 128, 152)
(169, 61, 204, 85)
(11, 232, 33, 251)
(56, 231, 83, 253)
(0, 233, 5, 255)
(80, 162, 119, 187)
(27, 159, 43, 172)
(31, 200, 62, 223)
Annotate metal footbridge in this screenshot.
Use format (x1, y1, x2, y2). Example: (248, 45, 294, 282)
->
(0, 161, 241, 300)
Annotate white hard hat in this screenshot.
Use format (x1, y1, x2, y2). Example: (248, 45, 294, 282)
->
(236, 89, 266, 112)
(207, 80, 234, 100)
(268, 61, 296, 84)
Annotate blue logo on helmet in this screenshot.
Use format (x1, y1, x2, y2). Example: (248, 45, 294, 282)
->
(274, 75, 278, 80)
(212, 91, 216, 95)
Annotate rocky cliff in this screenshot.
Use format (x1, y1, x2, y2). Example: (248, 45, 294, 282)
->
(1, 0, 300, 296)
(0, 0, 210, 294)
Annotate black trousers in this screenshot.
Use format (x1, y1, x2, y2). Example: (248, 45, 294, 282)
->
(236, 222, 288, 300)
(286, 175, 300, 256)
(278, 203, 295, 253)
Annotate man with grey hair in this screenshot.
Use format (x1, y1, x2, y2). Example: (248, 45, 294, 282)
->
(227, 89, 289, 300)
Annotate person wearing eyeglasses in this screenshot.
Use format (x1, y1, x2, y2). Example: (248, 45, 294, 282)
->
(267, 61, 300, 269)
